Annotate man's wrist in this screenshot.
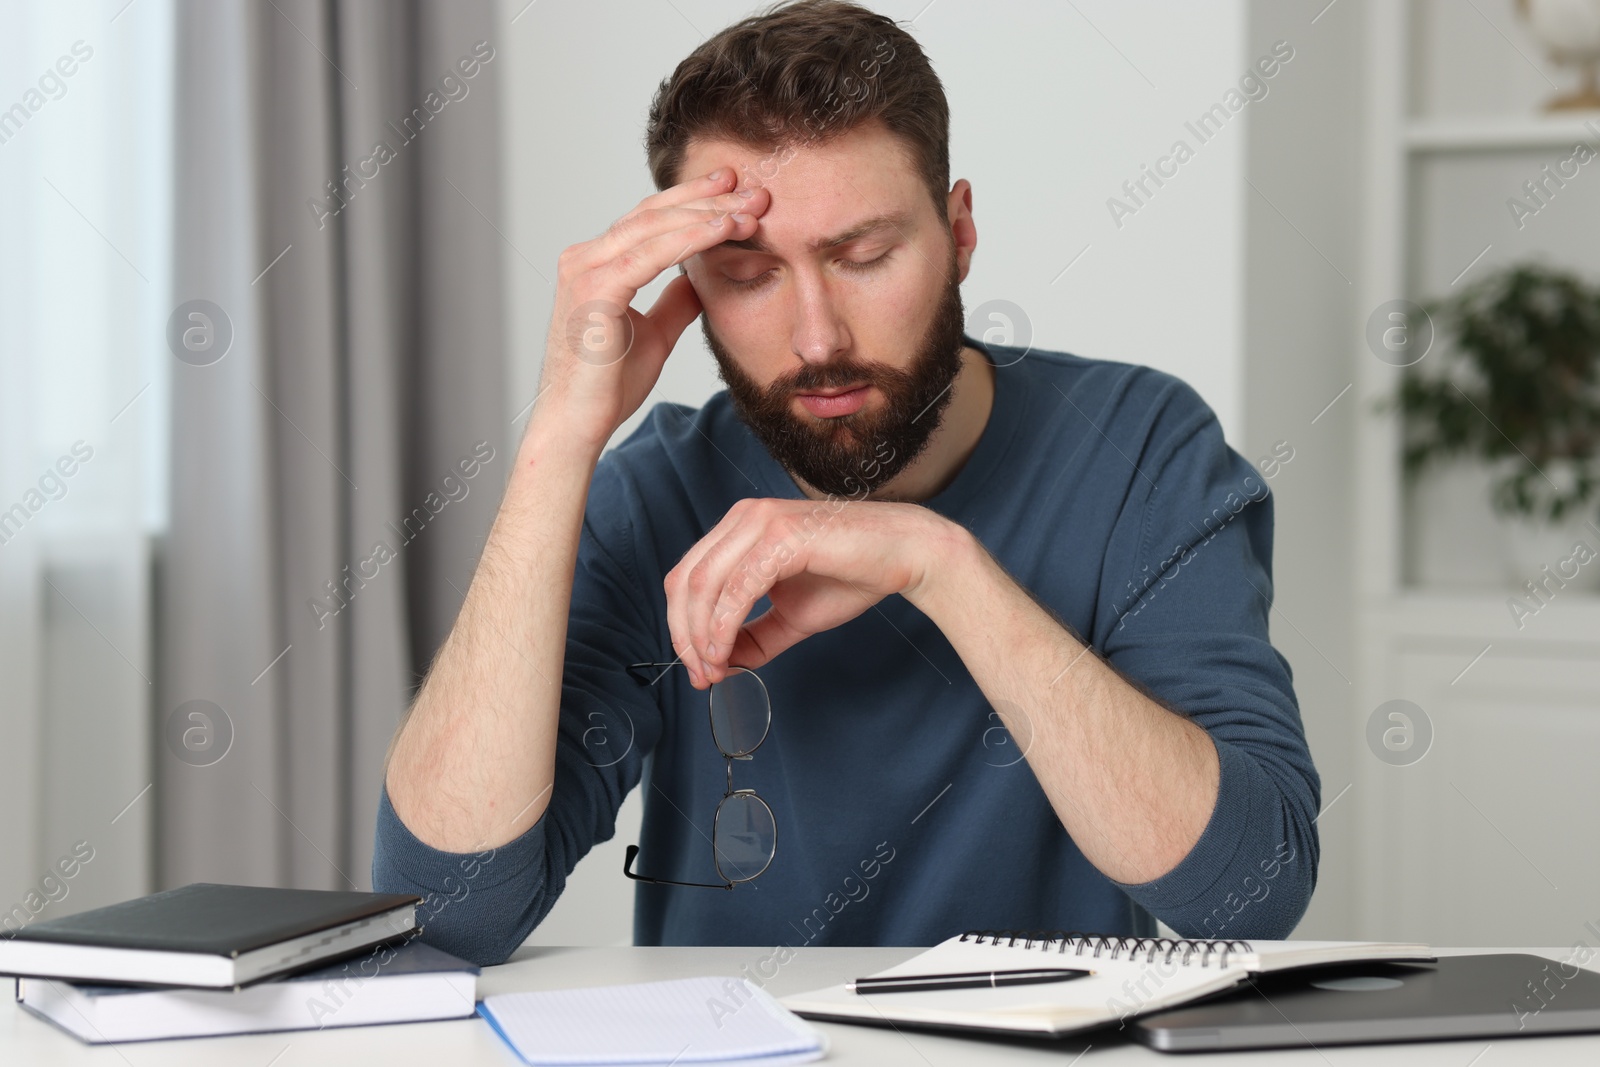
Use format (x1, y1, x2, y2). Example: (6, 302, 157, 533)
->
(901, 514, 984, 614)
(488, 412, 607, 541)
(516, 408, 608, 473)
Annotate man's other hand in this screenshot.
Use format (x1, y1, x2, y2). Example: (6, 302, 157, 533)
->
(664, 497, 969, 686)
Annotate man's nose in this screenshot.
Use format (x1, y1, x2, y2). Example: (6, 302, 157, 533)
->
(789, 270, 849, 367)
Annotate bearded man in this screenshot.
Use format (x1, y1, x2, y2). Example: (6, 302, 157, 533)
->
(376, 0, 1320, 964)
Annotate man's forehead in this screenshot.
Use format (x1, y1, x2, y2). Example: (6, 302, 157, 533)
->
(681, 118, 910, 187)
(716, 209, 916, 257)
(682, 129, 925, 257)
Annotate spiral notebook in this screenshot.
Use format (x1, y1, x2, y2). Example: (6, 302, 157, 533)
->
(780, 930, 1433, 1039)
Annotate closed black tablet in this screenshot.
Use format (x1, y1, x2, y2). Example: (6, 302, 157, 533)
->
(1133, 953, 1600, 1052)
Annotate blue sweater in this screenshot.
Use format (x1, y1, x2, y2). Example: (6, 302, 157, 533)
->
(372, 336, 1321, 965)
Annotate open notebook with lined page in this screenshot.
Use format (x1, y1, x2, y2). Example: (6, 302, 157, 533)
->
(781, 930, 1433, 1039)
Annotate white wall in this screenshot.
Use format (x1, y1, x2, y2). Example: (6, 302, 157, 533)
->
(1239, 0, 1366, 938)
(499, 0, 1253, 945)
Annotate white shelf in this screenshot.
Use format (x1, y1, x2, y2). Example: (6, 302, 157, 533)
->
(1350, 0, 1600, 952)
(1406, 113, 1600, 153)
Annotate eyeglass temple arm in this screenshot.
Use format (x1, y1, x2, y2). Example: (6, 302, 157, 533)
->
(627, 662, 680, 687)
(622, 845, 734, 891)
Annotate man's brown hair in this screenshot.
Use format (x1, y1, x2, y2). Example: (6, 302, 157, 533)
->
(645, 0, 950, 217)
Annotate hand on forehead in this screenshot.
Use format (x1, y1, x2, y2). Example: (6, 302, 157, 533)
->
(680, 124, 923, 253)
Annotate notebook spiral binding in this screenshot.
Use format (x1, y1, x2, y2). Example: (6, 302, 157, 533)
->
(959, 930, 1253, 969)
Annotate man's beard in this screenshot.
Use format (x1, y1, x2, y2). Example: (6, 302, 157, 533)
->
(703, 249, 968, 499)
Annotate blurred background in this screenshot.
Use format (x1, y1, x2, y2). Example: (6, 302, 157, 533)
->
(3, 0, 1599, 951)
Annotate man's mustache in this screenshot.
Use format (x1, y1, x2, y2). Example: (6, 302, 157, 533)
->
(770, 361, 893, 396)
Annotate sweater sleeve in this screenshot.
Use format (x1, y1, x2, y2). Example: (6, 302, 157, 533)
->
(370, 460, 663, 965)
(1094, 371, 1320, 940)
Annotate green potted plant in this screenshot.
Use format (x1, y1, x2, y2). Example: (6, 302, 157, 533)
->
(1384, 262, 1600, 589)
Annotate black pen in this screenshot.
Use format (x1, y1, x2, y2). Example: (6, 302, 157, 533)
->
(848, 967, 1093, 995)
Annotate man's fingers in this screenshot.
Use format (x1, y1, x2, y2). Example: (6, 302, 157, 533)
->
(575, 185, 769, 277)
(666, 561, 710, 688)
(671, 182, 769, 218)
(700, 555, 769, 679)
(676, 504, 793, 681)
(601, 212, 759, 298)
(728, 607, 806, 672)
(699, 525, 795, 676)
(666, 502, 764, 687)
(629, 167, 768, 221)
(634, 167, 737, 216)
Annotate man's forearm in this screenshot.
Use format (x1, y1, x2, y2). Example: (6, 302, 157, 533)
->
(378, 165, 768, 858)
(383, 414, 602, 853)
(906, 527, 1220, 885)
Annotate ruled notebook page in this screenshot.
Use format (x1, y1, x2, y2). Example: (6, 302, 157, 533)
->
(478, 975, 826, 1065)
(854, 936, 1234, 1010)
(780, 937, 1243, 1035)
(780, 934, 1433, 1036)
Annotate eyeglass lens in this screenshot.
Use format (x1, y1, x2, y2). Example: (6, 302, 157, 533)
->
(714, 792, 776, 883)
(708, 668, 775, 882)
(708, 667, 770, 757)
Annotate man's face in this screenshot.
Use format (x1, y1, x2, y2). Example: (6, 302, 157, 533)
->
(680, 121, 969, 498)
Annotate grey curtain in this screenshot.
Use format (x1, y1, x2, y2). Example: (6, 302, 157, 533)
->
(161, 0, 505, 891)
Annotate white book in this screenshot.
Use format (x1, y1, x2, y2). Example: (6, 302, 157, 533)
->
(781, 930, 1434, 1038)
(15, 940, 477, 1044)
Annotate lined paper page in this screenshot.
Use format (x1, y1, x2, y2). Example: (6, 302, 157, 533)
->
(479, 976, 825, 1065)
(782, 938, 1237, 1034)
(781, 935, 1434, 1036)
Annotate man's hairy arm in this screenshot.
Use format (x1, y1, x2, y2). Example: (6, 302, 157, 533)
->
(673, 385, 1318, 934)
(381, 169, 772, 853)
(382, 423, 600, 852)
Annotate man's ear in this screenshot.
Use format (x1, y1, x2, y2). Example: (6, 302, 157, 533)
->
(946, 178, 976, 281)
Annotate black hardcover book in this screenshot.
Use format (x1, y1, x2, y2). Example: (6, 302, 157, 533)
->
(0, 883, 420, 989)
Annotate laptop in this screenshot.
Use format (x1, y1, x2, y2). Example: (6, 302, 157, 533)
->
(1131, 953, 1600, 1052)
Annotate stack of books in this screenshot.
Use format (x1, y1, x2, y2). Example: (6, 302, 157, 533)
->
(0, 883, 477, 1044)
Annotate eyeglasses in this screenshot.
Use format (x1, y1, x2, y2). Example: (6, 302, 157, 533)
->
(622, 660, 777, 890)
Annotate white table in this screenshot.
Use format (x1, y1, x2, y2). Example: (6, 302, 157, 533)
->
(5, 946, 1599, 1064)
